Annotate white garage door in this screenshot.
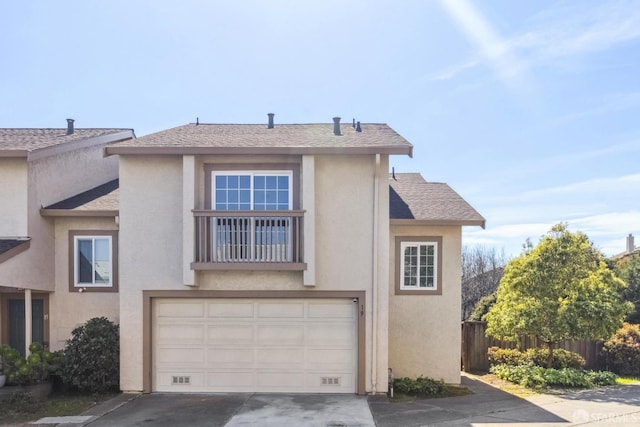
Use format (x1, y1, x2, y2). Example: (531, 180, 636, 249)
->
(153, 298, 357, 393)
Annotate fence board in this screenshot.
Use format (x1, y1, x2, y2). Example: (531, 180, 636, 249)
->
(461, 321, 604, 373)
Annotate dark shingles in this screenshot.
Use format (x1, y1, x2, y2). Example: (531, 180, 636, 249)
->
(389, 173, 485, 226)
(44, 179, 119, 211)
(0, 239, 25, 255)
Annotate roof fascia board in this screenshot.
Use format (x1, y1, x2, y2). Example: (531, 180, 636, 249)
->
(40, 209, 119, 217)
(105, 145, 412, 157)
(27, 130, 134, 162)
(390, 218, 486, 229)
(0, 149, 28, 158)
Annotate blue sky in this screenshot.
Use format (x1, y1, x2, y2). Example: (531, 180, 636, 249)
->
(2, 0, 639, 257)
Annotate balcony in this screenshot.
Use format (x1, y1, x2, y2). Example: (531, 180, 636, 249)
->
(192, 210, 305, 270)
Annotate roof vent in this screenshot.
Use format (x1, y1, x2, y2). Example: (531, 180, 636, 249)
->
(627, 233, 635, 253)
(356, 121, 362, 132)
(66, 119, 75, 135)
(268, 113, 275, 129)
(333, 117, 341, 136)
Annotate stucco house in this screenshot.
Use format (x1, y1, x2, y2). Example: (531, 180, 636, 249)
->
(1, 116, 484, 395)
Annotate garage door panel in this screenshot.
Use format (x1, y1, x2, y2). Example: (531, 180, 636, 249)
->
(256, 348, 305, 368)
(156, 301, 205, 318)
(257, 371, 305, 389)
(208, 301, 254, 318)
(208, 325, 254, 344)
(307, 348, 355, 370)
(208, 371, 255, 388)
(207, 348, 255, 365)
(153, 298, 357, 393)
(157, 347, 205, 366)
(308, 302, 354, 319)
(156, 371, 205, 388)
(257, 324, 304, 345)
(258, 302, 304, 318)
(157, 324, 205, 343)
(306, 323, 354, 345)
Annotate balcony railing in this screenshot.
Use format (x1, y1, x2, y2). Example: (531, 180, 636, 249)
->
(192, 210, 305, 270)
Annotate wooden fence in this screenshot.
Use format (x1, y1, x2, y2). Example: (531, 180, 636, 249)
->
(461, 321, 604, 373)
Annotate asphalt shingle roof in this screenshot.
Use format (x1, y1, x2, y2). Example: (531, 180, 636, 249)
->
(44, 179, 119, 212)
(106, 123, 413, 155)
(389, 173, 485, 227)
(0, 128, 132, 155)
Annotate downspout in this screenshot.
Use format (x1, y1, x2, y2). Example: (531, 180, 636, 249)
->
(371, 154, 380, 391)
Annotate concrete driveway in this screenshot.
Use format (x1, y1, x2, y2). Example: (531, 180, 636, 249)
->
(48, 374, 640, 427)
(57, 393, 375, 427)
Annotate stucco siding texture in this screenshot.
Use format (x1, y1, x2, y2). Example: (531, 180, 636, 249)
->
(388, 225, 462, 384)
(0, 158, 28, 236)
(50, 217, 119, 351)
(119, 156, 183, 391)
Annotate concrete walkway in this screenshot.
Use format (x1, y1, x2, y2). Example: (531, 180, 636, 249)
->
(368, 373, 640, 426)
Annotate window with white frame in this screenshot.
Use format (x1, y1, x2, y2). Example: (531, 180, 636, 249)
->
(213, 172, 292, 211)
(396, 237, 442, 295)
(70, 232, 117, 290)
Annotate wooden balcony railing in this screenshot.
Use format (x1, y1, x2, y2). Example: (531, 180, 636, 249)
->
(192, 210, 305, 270)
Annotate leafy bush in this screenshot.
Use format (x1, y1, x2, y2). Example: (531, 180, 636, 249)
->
(469, 292, 496, 321)
(490, 364, 617, 389)
(603, 323, 640, 377)
(524, 348, 585, 369)
(393, 376, 446, 397)
(0, 343, 59, 385)
(487, 346, 585, 369)
(61, 317, 119, 393)
(488, 347, 525, 366)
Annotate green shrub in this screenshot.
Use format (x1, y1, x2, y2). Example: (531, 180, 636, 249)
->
(487, 346, 585, 369)
(489, 364, 617, 389)
(61, 317, 119, 393)
(487, 347, 525, 366)
(0, 343, 59, 385)
(603, 323, 640, 377)
(393, 376, 446, 396)
(524, 348, 586, 369)
(469, 293, 496, 321)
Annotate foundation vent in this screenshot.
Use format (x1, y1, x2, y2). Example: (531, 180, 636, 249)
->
(172, 376, 191, 385)
(321, 377, 341, 386)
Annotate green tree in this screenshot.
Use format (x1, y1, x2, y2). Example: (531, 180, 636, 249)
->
(614, 252, 640, 323)
(486, 224, 632, 367)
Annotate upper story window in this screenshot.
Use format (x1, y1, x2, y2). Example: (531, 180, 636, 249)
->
(213, 172, 292, 211)
(395, 236, 442, 295)
(69, 230, 118, 292)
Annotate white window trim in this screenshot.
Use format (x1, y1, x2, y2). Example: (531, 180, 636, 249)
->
(211, 170, 293, 210)
(399, 241, 438, 291)
(73, 235, 113, 288)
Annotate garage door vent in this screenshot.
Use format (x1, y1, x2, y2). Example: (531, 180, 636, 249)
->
(172, 376, 191, 385)
(321, 377, 341, 386)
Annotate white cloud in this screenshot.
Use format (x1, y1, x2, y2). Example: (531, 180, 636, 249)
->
(436, 0, 640, 81)
(436, 0, 529, 86)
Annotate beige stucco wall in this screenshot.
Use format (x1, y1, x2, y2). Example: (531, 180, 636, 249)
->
(118, 153, 391, 393)
(0, 144, 118, 291)
(48, 216, 120, 351)
(0, 158, 28, 236)
(388, 225, 462, 384)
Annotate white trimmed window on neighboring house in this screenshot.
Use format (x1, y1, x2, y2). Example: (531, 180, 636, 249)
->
(69, 231, 118, 292)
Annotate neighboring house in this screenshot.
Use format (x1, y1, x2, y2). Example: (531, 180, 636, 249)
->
(1, 116, 484, 395)
(0, 121, 134, 355)
(461, 267, 504, 320)
(611, 233, 639, 261)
